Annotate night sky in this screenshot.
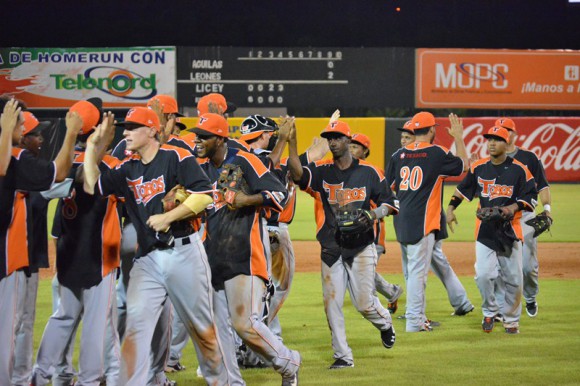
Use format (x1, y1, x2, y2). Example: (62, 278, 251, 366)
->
(2, 0, 579, 50)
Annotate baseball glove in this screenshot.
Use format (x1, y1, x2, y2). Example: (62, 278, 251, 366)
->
(162, 185, 190, 212)
(525, 211, 553, 238)
(337, 209, 374, 235)
(476, 206, 514, 222)
(217, 163, 250, 209)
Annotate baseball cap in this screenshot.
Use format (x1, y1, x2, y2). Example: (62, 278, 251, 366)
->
(483, 126, 510, 142)
(22, 111, 50, 136)
(68, 97, 103, 135)
(351, 133, 371, 149)
(197, 93, 237, 116)
(409, 112, 438, 131)
(192, 113, 229, 138)
(240, 115, 277, 142)
(320, 121, 351, 139)
(495, 117, 517, 132)
(396, 120, 414, 133)
(147, 94, 184, 117)
(117, 107, 161, 132)
(174, 117, 187, 131)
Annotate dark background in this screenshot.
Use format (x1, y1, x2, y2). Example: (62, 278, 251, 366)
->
(2, 0, 579, 118)
(3, 0, 579, 50)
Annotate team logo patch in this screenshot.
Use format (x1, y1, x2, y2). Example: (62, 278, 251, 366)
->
(199, 116, 208, 125)
(127, 175, 166, 205)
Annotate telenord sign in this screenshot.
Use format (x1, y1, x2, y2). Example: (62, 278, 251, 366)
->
(0, 47, 176, 108)
(416, 49, 580, 110)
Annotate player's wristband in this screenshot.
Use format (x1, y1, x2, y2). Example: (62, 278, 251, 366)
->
(543, 204, 551, 212)
(516, 201, 526, 211)
(448, 196, 462, 209)
(372, 205, 389, 220)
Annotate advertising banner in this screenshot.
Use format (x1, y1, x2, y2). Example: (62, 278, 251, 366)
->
(429, 117, 580, 182)
(179, 117, 387, 168)
(416, 49, 580, 109)
(0, 47, 175, 108)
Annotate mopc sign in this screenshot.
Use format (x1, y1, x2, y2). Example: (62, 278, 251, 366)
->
(431, 117, 580, 182)
(416, 49, 580, 110)
(0, 47, 175, 108)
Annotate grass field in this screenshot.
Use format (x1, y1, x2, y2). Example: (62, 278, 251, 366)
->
(289, 183, 580, 242)
(36, 184, 579, 384)
(33, 274, 580, 385)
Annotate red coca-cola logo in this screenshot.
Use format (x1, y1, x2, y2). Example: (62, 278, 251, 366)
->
(434, 118, 580, 182)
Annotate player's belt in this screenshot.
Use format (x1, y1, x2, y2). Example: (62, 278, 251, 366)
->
(174, 235, 192, 247)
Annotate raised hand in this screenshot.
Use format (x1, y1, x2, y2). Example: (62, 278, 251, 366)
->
(0, 98, 22, 134)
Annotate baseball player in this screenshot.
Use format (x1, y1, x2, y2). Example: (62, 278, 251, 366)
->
(31, 98, 123, 386)
(494, 117, 551, 318)
(288, 120, 398, 370)
(349, 132, 404, 314)
(394, 122, 474, 319)
(11, 112, 51, 386)
(0, 96, 81, 385)
(446, 126, 537, 334)
(82, 107, 231, 385)
(385, 112, 469, 332)
(193, 113, 301, 386)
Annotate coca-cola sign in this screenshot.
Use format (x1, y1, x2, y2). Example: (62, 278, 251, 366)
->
(432, 117, 580, 182)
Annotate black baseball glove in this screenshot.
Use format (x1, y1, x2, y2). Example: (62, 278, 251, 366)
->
(476, 206, 514, 222)
(217, 163, 250, 209)
(337, 209, 375, 234)
(525, 212, 553, 238)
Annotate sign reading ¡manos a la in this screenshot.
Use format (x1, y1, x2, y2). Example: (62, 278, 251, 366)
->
(416, 48, 580, 110)
(0, 47, 176, 108)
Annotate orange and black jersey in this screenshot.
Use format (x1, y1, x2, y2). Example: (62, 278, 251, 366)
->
(27, 192, 50, 272)
(386, 142, 464, 245)
(198, 147, 287, 290)
(299, 158, 398, 266)
(52, 151, 122, 289)
(456, 157, 537, 251)
(112, 136, 196, 161)
(508, 147, 549, 192)
(0, 148, 56, 279)
(99, 144, 213, 257)
(257, 152, 309, 226)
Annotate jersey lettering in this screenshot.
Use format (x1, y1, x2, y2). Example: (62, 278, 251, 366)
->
(127, 175, 166, 205)
(478, 177, 496, 197)
(322, 181, 366, 205)
(489, 184, 514, 200)
(400, 166, 424, 191)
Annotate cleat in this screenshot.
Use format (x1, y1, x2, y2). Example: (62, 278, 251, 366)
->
(165, 362, 186, 373)
(482, 316, 495, 333)
(426, 319, 441, 328)
(381, 326, 396, 348)
(452, 304, 475, 316)
(505, 327, 520, 334)
(525, 302, 538, 318)
(329, 358, 354, 369)
(281, 370, 298, 386)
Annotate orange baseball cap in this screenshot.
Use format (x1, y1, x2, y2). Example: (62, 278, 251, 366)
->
(69, 98, 103, 135)
(409, 112, 438, 131)
(147, 94, 183, 116)
(396, 120, 414, 133)
(192, 113, 229, 138)
(22, 111, 50, 136)
(495, 117, 516, 132)
(351, 133, 371, 149)
(483, 126, 510, 142)
(117, 107, 160, 132)
(321, 121, 351, 139)
(197, 93, 236, 116)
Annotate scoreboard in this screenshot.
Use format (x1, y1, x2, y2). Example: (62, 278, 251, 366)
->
(176, 47, 414, 111)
